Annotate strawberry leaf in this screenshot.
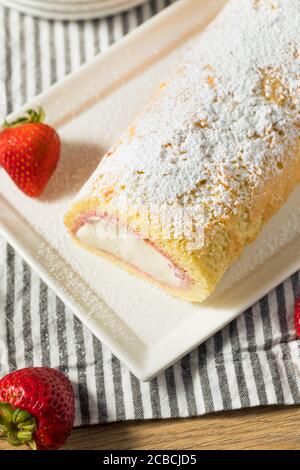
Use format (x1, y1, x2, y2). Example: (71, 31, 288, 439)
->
(3, 106, 45, 129)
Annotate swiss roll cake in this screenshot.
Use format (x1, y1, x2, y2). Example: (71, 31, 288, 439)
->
(65, 0, 300, 302)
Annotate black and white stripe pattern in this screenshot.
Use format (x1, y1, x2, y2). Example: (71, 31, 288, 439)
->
(0, 1, 299, 426)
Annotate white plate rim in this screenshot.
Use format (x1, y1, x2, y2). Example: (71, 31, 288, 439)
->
(8, 0, 145, 10)
(0, 0, 147, 19)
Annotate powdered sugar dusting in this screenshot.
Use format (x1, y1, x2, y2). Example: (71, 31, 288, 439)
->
(77, 0, 300, 239)
(214, 184, 300, 297)
(34, 240, 138, 343)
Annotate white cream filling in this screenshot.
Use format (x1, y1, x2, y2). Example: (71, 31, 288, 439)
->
(77, 218, 183, 288)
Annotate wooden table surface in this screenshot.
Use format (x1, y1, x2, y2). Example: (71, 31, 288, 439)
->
(1, 406, 300, 450)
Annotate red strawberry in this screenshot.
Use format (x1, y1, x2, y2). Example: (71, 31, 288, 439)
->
(0, 367, 75, 450)
(0, 107, 60, 197)
(294, 299, 300, 339)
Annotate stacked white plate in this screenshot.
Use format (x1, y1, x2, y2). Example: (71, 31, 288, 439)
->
(0, 0, 147, 20)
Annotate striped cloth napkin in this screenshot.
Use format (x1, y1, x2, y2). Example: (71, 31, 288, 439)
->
(0, 0, 299, 426)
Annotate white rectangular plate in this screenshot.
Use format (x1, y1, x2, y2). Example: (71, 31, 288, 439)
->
(1, 0, 300, 381)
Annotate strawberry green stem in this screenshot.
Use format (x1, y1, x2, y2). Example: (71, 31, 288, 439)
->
(0, 402, 37, 449)
(3, 106, 45, 129)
